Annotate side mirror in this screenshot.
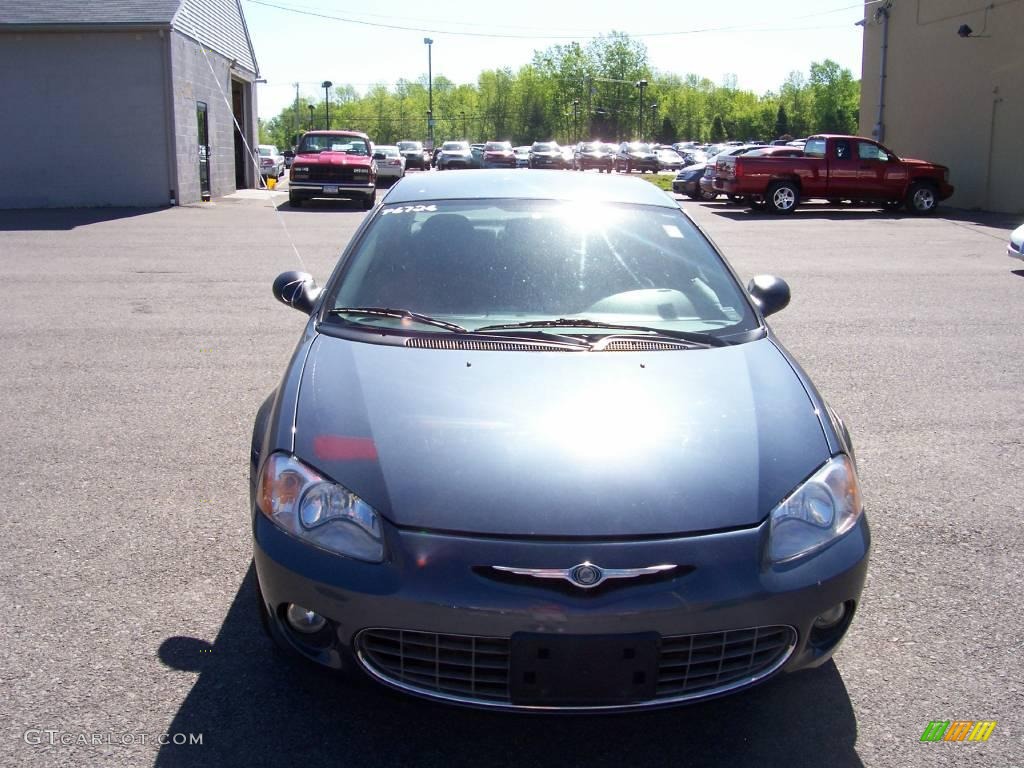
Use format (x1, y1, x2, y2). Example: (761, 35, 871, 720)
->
(747, 274, 791, 317)
(272, 271, 321, 315)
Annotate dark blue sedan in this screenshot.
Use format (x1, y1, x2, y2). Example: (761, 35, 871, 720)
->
(251, 170, 870, 711)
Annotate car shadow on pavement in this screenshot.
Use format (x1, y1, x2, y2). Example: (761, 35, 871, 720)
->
(0, 207, 165, 231)
(274, 199, 370, 213)
(707, 205, 904, 222)
(1011, 269, 1024, 278)
(154, 565, 863, 768)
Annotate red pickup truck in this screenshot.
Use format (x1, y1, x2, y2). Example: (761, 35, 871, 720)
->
(714, 134, 954, 215)
(288, 130, 377, 209)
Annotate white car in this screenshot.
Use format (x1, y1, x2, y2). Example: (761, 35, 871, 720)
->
(372, 145, 406, 185)
(257, 144, 285, 179)
(1009, 223, 1024, 261)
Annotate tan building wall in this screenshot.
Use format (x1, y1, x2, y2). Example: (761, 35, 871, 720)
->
(859, 0, 1023, 214)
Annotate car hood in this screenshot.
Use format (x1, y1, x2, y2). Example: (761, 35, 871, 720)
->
(294, 335, 829, 537)
(294, 151, 372, 167)
(901, 158, 945, 171)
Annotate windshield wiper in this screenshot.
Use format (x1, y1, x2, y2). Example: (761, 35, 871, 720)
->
(473, 319, 728, 347)
(329, 307, 468, 333)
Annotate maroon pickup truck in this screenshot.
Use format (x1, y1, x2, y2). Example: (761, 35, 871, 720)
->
(714, 134, 954, 215)
(288, 130, 377, 209)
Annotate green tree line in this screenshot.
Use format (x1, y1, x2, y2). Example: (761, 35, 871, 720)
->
(260, 33, 859, 149)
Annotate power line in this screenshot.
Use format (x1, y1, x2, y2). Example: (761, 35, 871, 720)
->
(243, 0, 884, 40)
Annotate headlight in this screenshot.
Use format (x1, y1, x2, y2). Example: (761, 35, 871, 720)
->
(767, 455, 863, 564)
(257, 453, 384, 562)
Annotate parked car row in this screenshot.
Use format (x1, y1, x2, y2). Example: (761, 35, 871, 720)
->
(672, 134, 954, 216)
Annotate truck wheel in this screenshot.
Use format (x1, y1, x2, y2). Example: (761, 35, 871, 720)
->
(697, 187, 718, 202)
(362, 190, 376, 210)
(906, 182, 938, 215)
(766, 181, 800, 214)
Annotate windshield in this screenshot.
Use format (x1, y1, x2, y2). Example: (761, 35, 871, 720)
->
(443, 142, 468, 151)
(485, 142, 511, 151)
(628, 143, 652, 153)
(298, 134, 369, 155)
(579, 143, 599, 151)
(258, 146, 275, 156)
(397, 141, 422, 151)
(532, 143, 558, 151)
(326, 199, 757, 339)
(374, 146, 401, 157)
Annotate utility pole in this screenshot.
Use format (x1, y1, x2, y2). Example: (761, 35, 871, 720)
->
(321, 80, 333, 129)
(572, 99, 580, 144)
(424, 38, 434, 148)
(293, 82, 299, 143)
(460, 111, 467, 138)
(635, 79, 648, 139)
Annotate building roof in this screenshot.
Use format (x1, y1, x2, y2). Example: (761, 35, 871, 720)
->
(0, 0, 183, 25)
(383, 169, 680, 209)
(0, 0, 258, 74)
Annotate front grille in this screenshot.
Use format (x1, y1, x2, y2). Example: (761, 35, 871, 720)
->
(357, 625, 795, 708)
(359, 629, 511, 702)
(656, 626, 795, 698)
(307, 166, 360, 183)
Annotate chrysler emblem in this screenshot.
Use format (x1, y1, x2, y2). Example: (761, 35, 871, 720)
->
(492, 562, 676, 590)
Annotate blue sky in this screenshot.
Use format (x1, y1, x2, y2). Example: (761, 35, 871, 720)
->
(241, 0, 872, 119)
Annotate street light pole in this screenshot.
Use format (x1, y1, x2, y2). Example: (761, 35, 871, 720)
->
(424, 38, 434, 148)
(460, 111, 466, 138)
(321, 80, 333, 129)
(635, 79, 648, 139)
(308, 104, 314, 131)
(572, 99, 580, 144)
(650, 103, 659, 141)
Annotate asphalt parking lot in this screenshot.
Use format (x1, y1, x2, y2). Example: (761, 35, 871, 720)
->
(1, 181, 1021, 767)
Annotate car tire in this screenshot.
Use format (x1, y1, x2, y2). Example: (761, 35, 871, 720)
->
(766, 181, 800, 215)
(698, 187, 718, 202)
(906, 182, 938, 215)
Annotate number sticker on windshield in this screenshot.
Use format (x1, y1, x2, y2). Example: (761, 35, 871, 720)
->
(380, 204, 438, 216)
(662, 224, 685, 239)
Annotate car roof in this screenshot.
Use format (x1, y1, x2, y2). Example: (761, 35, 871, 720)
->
(383, 169, 679, 208)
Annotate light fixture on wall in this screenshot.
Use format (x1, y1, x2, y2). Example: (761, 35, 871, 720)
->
(958, 3, 994, 38)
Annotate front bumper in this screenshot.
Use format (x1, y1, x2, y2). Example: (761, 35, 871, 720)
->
(674, 178, 701, 195)
(289, 180, 375, 198)
(254, 511, 870, 711)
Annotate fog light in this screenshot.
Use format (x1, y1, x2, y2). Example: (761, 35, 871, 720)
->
(813, 603, 847, 629)
(286, 603, 326, 634)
